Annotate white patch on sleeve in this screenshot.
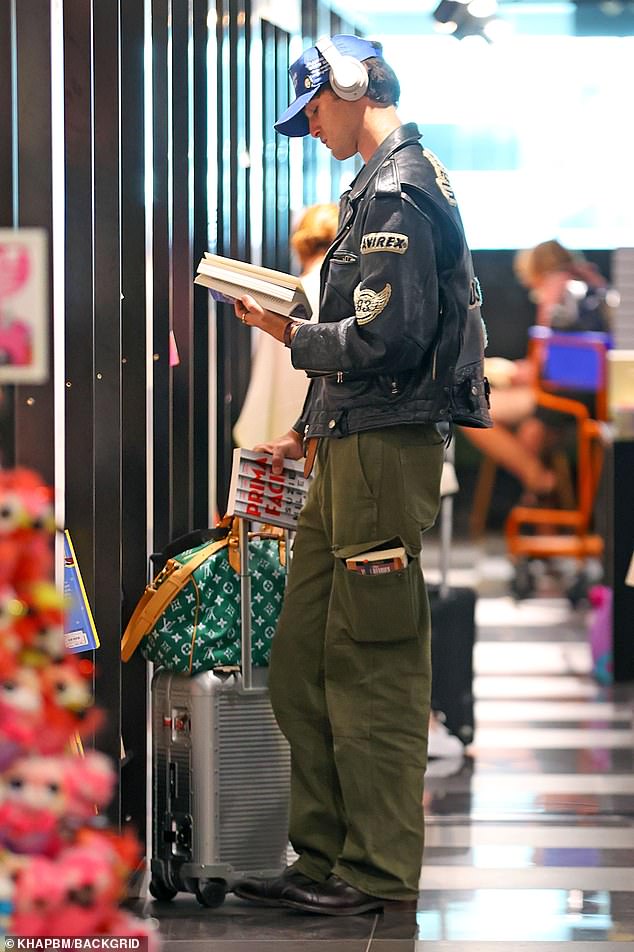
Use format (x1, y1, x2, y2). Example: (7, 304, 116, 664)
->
(354, 283, 392, 325)
(360, 232, 409, 254)
(422, 148, 457, 206)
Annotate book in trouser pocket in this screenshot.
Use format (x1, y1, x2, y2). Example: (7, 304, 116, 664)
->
(345, 546, 408, 575)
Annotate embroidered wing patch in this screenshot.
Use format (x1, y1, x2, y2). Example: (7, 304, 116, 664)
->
(360, 232, 409, 254)
(422, 148, 457, 206)
(354, 283, 392, 326)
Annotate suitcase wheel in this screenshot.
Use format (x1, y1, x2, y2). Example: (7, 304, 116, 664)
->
(195, 878, 227, 908)
(149, 876, 178, 902)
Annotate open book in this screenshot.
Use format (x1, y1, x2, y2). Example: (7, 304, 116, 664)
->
(194, 252, 312, 320)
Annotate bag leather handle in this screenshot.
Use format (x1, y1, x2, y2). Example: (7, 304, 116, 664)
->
(120, 536, 229, 662)
(121, 520, 287, 662)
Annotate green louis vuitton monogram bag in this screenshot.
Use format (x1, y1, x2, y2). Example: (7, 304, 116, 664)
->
(121, 522, 286, 675)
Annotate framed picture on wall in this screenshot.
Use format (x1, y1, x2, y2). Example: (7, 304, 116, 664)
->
(0, 228, 48, 384)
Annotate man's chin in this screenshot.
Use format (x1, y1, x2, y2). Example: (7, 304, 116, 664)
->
(331, 146, 355, 161)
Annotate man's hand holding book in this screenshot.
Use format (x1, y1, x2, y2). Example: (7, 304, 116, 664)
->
(234, 294, 302, 347)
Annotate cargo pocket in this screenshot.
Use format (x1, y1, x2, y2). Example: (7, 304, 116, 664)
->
(399, 433, 444, 530)
(336, 557, 423, 644)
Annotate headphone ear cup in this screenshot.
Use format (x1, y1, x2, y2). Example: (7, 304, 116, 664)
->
(328, 56, 368, 102)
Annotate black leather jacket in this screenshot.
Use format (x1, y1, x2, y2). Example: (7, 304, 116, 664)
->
(290, 123, 491, 439)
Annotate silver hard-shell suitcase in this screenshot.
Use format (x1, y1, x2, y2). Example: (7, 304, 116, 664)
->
(149, 519, 291, 908)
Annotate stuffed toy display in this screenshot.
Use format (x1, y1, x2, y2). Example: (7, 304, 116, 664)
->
(0, 468, 156, 942)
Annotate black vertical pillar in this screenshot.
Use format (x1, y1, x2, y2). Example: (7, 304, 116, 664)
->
(192, 0, 211, 530)
(93, 0, 125, 816)
(214, 0, 252, 511)
(170, 0, 195, 539)
(0, 2, 13, 226)
(13, 0, 55, 482)
(151, 0, 172, 549)
(64, 0, 96, 605)
(120, 0, 149, 835)
(261, 20, 290, 274)
(0, 0, 16, 465)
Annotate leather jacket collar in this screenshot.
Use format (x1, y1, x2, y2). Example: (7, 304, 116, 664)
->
(348, 123, 422, 202)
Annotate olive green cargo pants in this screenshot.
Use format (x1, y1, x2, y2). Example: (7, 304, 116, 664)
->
(268, 424, 444, 900)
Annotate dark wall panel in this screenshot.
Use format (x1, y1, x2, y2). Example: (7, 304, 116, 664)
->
(120, 0, 149, 835)
(0, 0, 16, 466)
(261, 20, 290, 273)
(192, 0, 211, 529)
(13, 0, 55, 483)
(0, 1, 13, 227)
(214, 0, 253, 512)
(170, 0, 195, 539)
(151, 0, 172, 549)
(93, 0, 125, 810)
(64, 0, 95, 600)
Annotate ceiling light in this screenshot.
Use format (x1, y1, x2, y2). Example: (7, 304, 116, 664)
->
(434, 18, 459, 33)
(468, 0, 498, 17)
(433, 0, 501, 42)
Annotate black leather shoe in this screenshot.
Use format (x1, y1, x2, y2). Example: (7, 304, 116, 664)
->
(233, 867, 319, 907)
(279, 874, 387, 916)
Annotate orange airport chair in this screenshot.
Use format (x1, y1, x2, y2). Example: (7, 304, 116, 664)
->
(528, 327, 610, 422)
(505, 329, 610, 601)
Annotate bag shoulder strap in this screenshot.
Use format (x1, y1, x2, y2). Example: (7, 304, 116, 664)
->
(120, 536, 228, 662)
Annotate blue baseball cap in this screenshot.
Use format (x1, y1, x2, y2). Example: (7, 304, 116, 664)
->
(274, 35, 382, 138)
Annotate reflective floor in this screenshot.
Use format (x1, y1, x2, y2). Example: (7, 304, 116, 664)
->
(135, 541, 634, 950)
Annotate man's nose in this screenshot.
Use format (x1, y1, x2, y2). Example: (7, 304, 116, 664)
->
(308, 116, 320, 137)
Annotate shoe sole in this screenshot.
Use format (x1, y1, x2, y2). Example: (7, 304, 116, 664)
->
(278, 896, 385, 916)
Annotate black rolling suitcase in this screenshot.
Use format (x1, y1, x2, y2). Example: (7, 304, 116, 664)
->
(428, 446, 476, 744)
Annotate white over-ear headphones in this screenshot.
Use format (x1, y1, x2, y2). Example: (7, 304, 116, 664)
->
(315, 36, 369, 102)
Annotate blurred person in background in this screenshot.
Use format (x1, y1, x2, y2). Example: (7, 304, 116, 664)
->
(234, 203, 339, 448)
(461, 240, 611, 502)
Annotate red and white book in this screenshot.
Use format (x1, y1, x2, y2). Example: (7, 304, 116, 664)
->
(227, 448, 313, 529)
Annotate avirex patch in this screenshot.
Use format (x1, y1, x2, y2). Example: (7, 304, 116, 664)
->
(354, 283, 392, 325)
(360, 232, 409, 254)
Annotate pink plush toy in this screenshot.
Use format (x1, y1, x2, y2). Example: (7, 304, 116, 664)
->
(0, 755, 69, 856)
(37, 657, 102, 755)
(14, 582, 66, 666)
(0, 665, 43, 770)
(63, 751, 116, 821)
(47, 846, 119, 935)
(0, 752, 116, 856)
(0, 469, 55, 589)
(11, 856, 65, 936)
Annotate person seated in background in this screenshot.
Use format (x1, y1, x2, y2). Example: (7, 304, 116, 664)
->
(462, 239, 611, 501)
(509, 239, 612, 461)
(234, 203, 339, 448)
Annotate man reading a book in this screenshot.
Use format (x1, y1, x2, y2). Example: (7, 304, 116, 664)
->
(232, 34, 490, 916)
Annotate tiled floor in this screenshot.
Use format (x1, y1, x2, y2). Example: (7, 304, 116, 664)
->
(135, 541, 634, 950)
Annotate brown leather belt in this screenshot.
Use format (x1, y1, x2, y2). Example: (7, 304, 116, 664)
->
(303, 437, 320, 479)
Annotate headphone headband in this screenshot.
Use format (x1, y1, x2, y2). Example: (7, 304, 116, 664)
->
(315, 36, 369, 103)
